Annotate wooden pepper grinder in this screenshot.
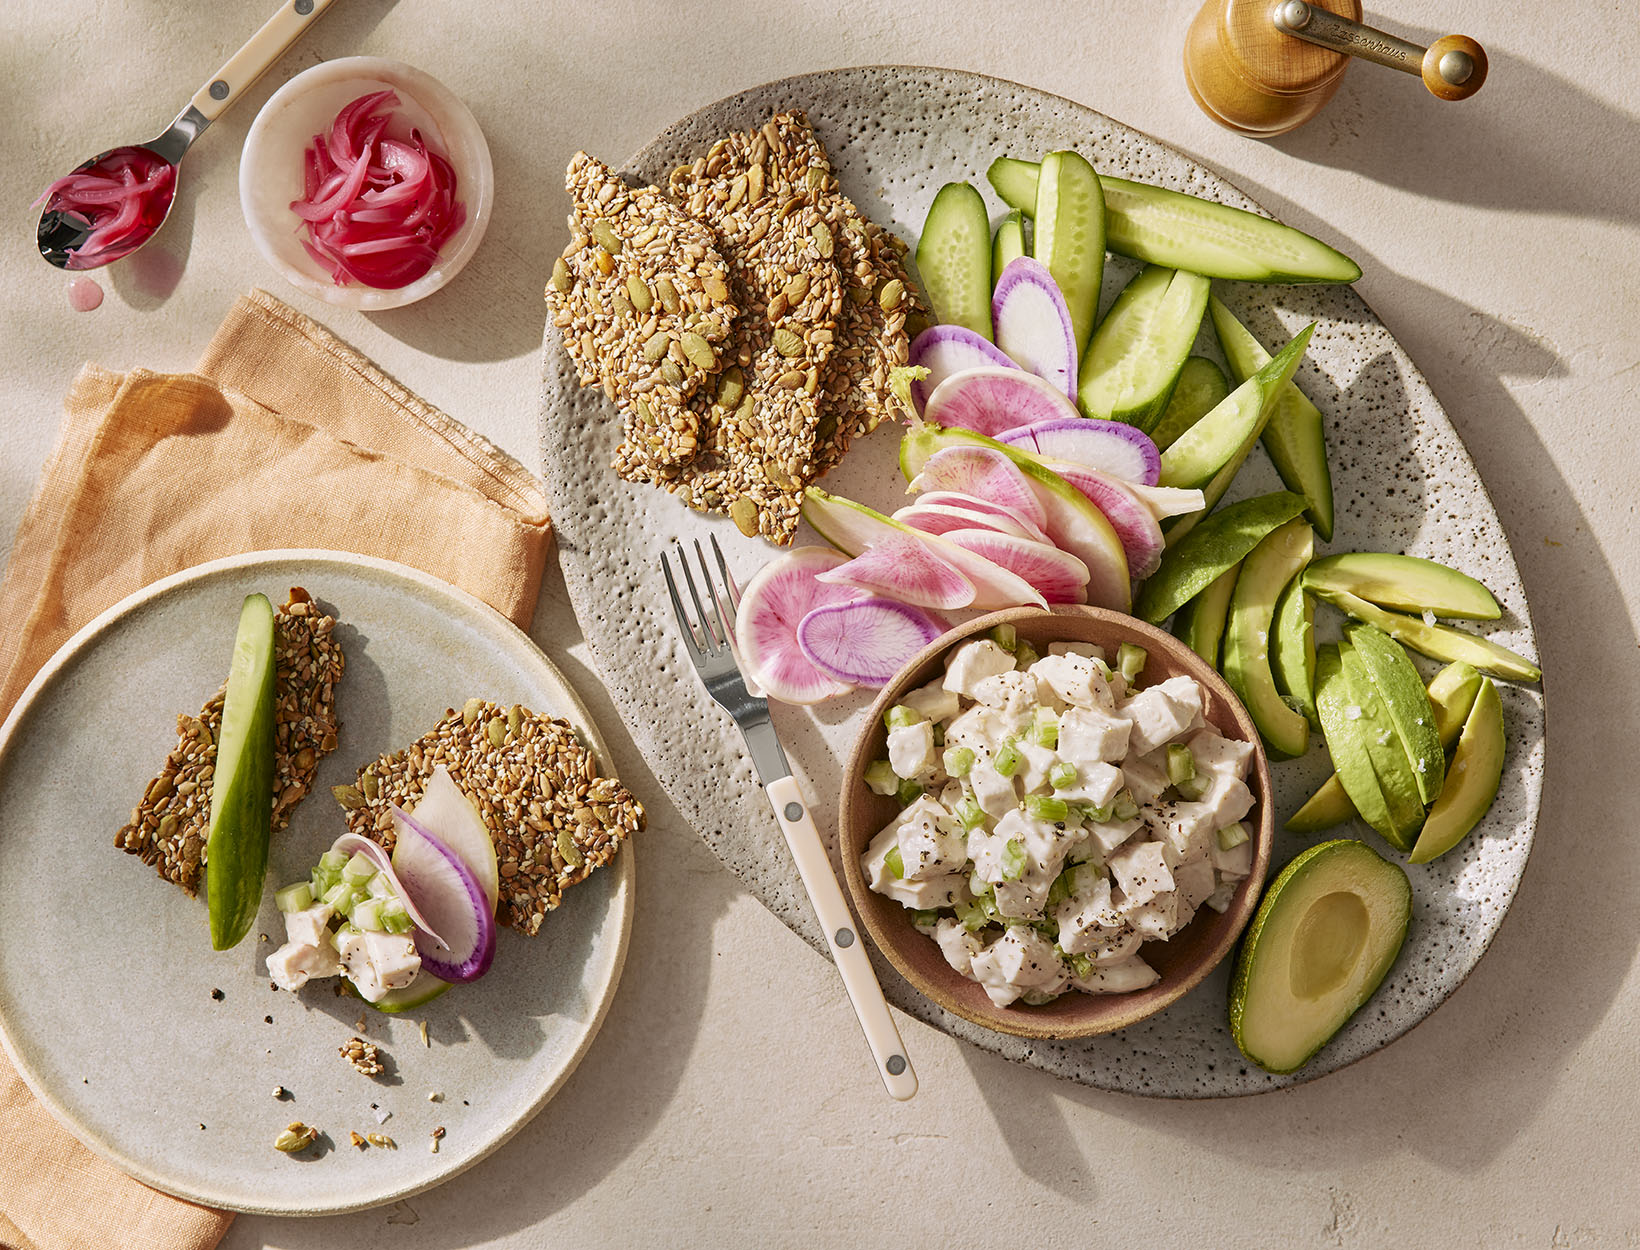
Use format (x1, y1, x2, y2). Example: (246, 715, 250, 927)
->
(1184, 0, 1487, 136)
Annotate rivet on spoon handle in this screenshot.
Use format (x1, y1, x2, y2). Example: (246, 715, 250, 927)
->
(186, 0, 340, 125)
(1272, 1, 1488, 100)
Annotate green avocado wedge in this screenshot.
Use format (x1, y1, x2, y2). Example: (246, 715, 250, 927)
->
(1312, 644, 1394, 836)
(1287, 661, 1482, 834)
(1136, 490, 1307, 624)
(1210, 296, 1335, 541)
(1338, 641, 1425, 851)
(206, 593, 278, 951)
(1229, 839, 1411, 1073)
(1173, 561, 1240, 667)
(1309, 586, 1540, 683)
(1150, 355, 1230, 451)
(1270, 577, 1318, 729)
(1345, 624, 1446, 805)
(1304, 552, 1501, 620)
(1408, 677, 1505, 864)
(1223, 517, 1314, 759)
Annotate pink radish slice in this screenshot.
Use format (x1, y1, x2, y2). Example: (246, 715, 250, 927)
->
(992, 258, 1077, 402)
(894, 502, 1046, 544)
(733, 547, 861, 705)
(908, 490, 1052, 541)
(995, 417, 1161, 486)
(908, 325, 1019, 414)
(909, 446, 1048, 529)
(796, 597, 946, 687)
(329, 833, 443, 944)
(923, 367, 1081, 439)
(1037, 460, 1167, 579)
(815, 534, 975, 610)
(942, 529, 1092, 605)
(1123, 479, 1206, 520)
(388, 807, 496, 983)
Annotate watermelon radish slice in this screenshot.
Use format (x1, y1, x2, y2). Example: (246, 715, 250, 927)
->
(733, 547, 861, 705)
(894, 500, 1048, 543)
(995, 417, 1161, 486)
(900, 426, 1131, 612)
(908, 324, 1018, 413)
(922, 366, 1081, 439)
(815, 534, 975, 610)
(1033, 458, 1167, 579)
(910, 491, 1050, 539)
(411, 765, 499, 914)
(796, 597, 946, 687)
(803, 487, 1047, 610)
(1123, 480, 1207, 520)
(908, 446, 1048, 528)
(390, 806, 497, 984)
(992, 257, 1078, 401)
(943, 529, 1091, 604)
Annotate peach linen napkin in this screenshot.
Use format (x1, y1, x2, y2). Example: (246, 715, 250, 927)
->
(0, 289, 553, 1250)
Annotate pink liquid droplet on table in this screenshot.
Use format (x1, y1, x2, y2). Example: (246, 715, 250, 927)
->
(68, 276, 104, 312)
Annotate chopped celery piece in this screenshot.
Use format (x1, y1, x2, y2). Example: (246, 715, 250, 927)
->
(1015, 640, 1040, 668)
(956, 892, 999, 932)
(884, 845, 906, 879)
(1166, 744, 1196, 786)
(1176, 774, 1210, 800)
(317, 849, 348, 873)
(1025, 794, 1070, 823)
(321, 880, 357, 913)
(944, 746, 975, 777)
(1062, 949, 1094, 979)
(931, 722, 946, 748)
(956, 797, 985, 831)
(990, 623, 1018, 653)
(1218, 822, 1250, 851)
(1112, 789, 1140, 821)
(864, 760, 899, 796)
(1117, 642, 1147, 683)
(275, 881, 313, 914)
(1049, 762, 1079, 790)
(993, 739, 1021, 778)
(884, 704, 923, 731)
(912, 908, 943, 928)
(366, 870, 396, 900)
(1047, 864, 1078, 907)
(351, 898, 384, 931)
(896, 778, 925, 806)
(379, 898, 412, 935)
(1001, 839, 1027, 881)
(1029, 706, 1060, 748)
(342, 851, 377, 885)
(1072, 801, 1113, 824)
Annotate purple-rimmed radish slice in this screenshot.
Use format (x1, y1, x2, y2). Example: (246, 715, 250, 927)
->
(1036, 459, 1166, 579)
(923, 367, 1080, 439)
(894, 502, 1047, 544)
(803, 487, 1047, 610)
(795, 597, 946, 687)
(329, 833, 443, 944)
(1124, 480, 1206, 520)
(815, 534, 975, 610)
(908, 445, 1047, 528)
(995, 417, 1161, 486)
(908, 324, 1019, 414)
(942, 529, 1092, 605)
(389, 807, 497, 984)
(992, 257, 1077, 401)
(909, 490, 1052, 541)
(733, 547, 861, 705)
(411, 765, 500, 913)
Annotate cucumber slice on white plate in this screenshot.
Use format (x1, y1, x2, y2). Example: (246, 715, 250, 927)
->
(1077, 265, 1211, 430)
(991, 209, 1026, 285)
(916, 181, 994, 340)
(1032, 150, 1105, 350)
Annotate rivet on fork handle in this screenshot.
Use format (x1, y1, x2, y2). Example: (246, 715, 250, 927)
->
(1272, 1, 1487, 100)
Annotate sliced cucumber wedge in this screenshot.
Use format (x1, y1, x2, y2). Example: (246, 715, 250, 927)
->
(992, 210, 1026, 286)
(1150, 355, 1230, 451)
(987, 156, 1042, 215)
(1077, 266, 1211, 430)
(1032, 150, 1105, 350)
(916, 181, 995, 341)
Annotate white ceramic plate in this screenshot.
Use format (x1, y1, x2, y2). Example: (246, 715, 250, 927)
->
(0, 551, 633, 1213)
(538, 67, 1543, 1096)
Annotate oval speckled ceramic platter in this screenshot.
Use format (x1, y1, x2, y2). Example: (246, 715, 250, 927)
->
(0, 551, 634, 1213)
(538, 67, 1543, 1096)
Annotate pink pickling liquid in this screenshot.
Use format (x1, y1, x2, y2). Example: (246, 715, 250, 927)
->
(68, 276, 104, 311)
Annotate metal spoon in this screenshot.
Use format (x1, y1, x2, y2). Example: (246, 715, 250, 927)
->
(37, 0, 338, 270)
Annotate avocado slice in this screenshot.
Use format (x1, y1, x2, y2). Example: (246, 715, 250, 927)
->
(1136, 490, 1307, 623)
(1270, 577, 1318, 729)
(1287, 661, 1483, 834)
(1408, 677, 1505, 864)
(1209, 296, 1335, 541)
(1304, 552, 1499, 621)
(1172, 560, 1240, 667)
(1308, 585, 1540, 682)
(1229, 838, 1412, 1073)
(1150, 355, 1230, 452)
(1345, 623, 1445, 804)
(1337, 641, 1425, 851)
(1223, 517, 1314, 759)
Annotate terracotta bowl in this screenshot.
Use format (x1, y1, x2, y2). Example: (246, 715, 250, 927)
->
(838, 605, 1274, 1041)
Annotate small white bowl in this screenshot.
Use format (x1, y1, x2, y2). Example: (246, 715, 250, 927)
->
(239, 57, 493, 311)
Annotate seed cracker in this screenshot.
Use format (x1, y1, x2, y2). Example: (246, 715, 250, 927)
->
(337, 700, 642, 936)
(115, 588, 344, 895)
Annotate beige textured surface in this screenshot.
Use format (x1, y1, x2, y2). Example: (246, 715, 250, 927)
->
(3, 0, 1637, 1245)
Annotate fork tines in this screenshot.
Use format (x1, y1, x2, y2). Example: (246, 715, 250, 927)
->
(661, 534, 740, 660)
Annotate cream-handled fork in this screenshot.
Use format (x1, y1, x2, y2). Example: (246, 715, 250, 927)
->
(660, 536, 916, 1101)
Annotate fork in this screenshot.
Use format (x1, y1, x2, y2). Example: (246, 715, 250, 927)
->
(661, 535, 917, 1101)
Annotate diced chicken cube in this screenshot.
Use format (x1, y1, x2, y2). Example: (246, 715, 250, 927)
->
(901, 677, 961, 724)
(1055, 761, 1125, 811)
(1030, 652, 1118, 710)
(863, 821, 972, 909)
(1211, 828, 1254, 879)
(1187, 727, 1255, 782)
(1070, 955, 1160, 994)
(971, 670, 1038, 716)
(944, 705, 992, 753)
(1108, 839, 1174, 908)
(893, 795, 968, 880)
(1197, 772, 1256, 830)
(1122, 675, 1207, 755)
(943, 639, 1017, 698)
(1048, 641, 1106, 662)
(1125, 891, 1179, 941)
(887, 721, 938, 782)
(1147, 799, 1219, 867)
(1055, 871, 1136, 957)
(283, 901, 335, 948)
(1058, 705, 1132, 765)
(1122, 753, 1171, 806)
(265, 939, 342, 992)
(1082, 814, 1144, 855)
(968, 926, 1069, 1007)
(335, 927, 421, 1003)
(934, 917, 984, 977)
(1204, 879, 1242, 913)
(969, 757, 1018, 819)
(1173, 858, 1217, 920)
(1017, 741, 1060, 794)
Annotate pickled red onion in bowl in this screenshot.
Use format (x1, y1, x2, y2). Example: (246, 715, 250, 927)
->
(34, 147, 176, 270)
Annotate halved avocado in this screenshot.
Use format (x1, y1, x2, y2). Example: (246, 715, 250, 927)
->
(1408, 678, 1505, 864)
(1337, 641, 1425, 851)
(1270, 576, 1318, 729)
(1173, 561, 1240, 667)
(1345, 623, 1445, 804)
(1309, 586, 1539, 683)
(1222, 517, 1314, 759)
(1304, 552, 1499, 620)
(1230, 839, 1411, 1073)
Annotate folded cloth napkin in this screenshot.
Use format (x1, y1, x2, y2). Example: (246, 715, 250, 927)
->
(0, 289, 552, 1249)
